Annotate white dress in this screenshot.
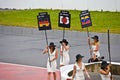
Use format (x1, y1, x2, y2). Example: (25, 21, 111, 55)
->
(92, 45, 100, 58)
(47, 49, 57, 72)
(60, 45, 70, 65)
(100, 72, 111, 80)
(74, 62, 85, 80)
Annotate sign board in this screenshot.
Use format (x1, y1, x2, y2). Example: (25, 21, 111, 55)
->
(58, 10, 71, 28)
(80, 10, 92, 28)
(37, 12, 51, 30)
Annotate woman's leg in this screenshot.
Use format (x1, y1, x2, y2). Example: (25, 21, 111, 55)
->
(48, 72, 51, 80)
(53, 72, 56, 80)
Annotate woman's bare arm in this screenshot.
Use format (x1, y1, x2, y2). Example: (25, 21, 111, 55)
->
(43, 46, 48, 54)
(72, 65, 76, 80)
(94, 43, 99, 52)
(99, 66, 110, 75)
(88, 37, 91, 45)
(64, 45, 69, 51)
(84, 66, 90, 79)
(53, 49, 58, 60)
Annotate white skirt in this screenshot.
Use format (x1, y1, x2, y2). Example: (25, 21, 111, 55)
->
(93, 51, 100, 58)
(47, 59, 57, 72)
(60, 53, 70, 65)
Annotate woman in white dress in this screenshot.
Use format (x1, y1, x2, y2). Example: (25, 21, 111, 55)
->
(60, 39, 70, 67)
(99, 61, 113, 80)
(88, 35, 100, 62)
(43, 42, 58, 80)
(72, 54, 91, 80)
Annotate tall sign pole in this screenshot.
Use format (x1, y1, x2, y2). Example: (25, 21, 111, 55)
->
(80, 10, 92, 56)
(87, 27, 92, 56)
(63, 27, 65, 39)
(58, 10, 71, 62)
(58, 10, 71, 39)
(37, 12, 52, 67)
(108, 28, 112, 79)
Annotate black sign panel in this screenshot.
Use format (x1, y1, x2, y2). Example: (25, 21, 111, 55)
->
(58, 10, 71, 28)
(37, 12, 51, 30)
(80, 10, 92, 28)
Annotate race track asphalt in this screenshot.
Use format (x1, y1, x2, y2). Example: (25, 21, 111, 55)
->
(0, 26, 120, 68)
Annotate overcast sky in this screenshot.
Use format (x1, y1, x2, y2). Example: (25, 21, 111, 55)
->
(0, 0, 120, 11)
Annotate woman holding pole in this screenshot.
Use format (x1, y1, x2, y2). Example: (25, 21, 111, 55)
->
(99, 61, 113, 80)
(88, 35, 100, 62)
(72, 54, 91, 80)
(43, 42, 58, 80)
(60, 39, 70, 67)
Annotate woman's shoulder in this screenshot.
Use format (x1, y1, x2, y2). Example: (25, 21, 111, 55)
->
(74, 62, 78, 67)
(99, 69, 103, 73)
(74, 62, 85, 66)
(99, 69, 110, 75)
(91, 42, 95, 45)
(91, 42, 99, 46)
(96, 41, 100, 45)
(54, 48, 58, 52)
(82, 62, 85, 68)
(66, 45, 70, 48)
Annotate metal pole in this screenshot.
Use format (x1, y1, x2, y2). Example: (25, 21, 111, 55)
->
(62, 27, 65, 62)
(63, 27, 65, 39)
(45, 29, 51, 67)
(87, 27, 92, 57)
(108, 28, 112, 79)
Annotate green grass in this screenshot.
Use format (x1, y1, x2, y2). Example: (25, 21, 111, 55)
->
(0, 9, 120, 34)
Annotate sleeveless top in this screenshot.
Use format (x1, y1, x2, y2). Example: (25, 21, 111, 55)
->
(100, 72, 111, 80)
(60, 45, 70, 65)
(74, 62, 85, 80)
(92, 45, 100, 58)
(47, 49, 57, 72)
(48, 49, 56, 61)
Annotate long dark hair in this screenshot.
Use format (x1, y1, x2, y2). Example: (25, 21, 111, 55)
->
(95, 39, 99, 42)
(49, 46, 55, 52)
(49, 42, 56, 52)
(101, 61, 109, 70)
(60, 39, 69, 46)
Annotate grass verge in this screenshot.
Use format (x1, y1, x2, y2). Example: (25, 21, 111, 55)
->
(0, 9, 120, 34)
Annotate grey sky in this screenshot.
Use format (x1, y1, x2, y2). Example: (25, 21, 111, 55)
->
(0, 0, 120, 11)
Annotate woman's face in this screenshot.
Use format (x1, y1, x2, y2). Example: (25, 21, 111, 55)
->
(49, 46, 54, 50)
(62, 42, 66, 46)
(78, 58, 82, 62)
(94, 39, 97, 42)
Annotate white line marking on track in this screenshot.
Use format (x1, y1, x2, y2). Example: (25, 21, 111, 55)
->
(0, 62, 47, 69)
